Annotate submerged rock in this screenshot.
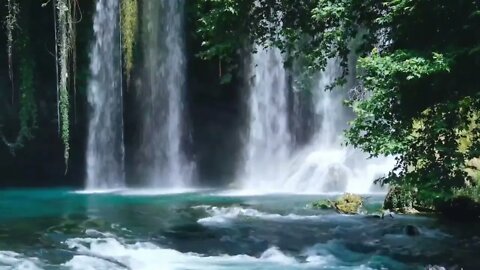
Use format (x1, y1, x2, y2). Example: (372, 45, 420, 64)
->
(334, 193, 363, 214)
(404, 224, 420, 237)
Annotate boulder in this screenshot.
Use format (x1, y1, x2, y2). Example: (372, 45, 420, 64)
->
(383, 186, 423, 214)
(334, 193, 363, 214)
(404, 224, 420, 236)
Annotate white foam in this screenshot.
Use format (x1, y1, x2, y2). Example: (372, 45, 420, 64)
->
(197, 206, 324, 226)
(74, 189, 124, 195)
(74, 188, 208, 196)
(214, 189, 363, 197)
(63, 237, 333, 270)
(0, 251, 42, 270)
(117, 188, 203, 196)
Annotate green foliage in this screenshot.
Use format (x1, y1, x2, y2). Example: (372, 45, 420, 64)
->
(1, 5, 37, 153)
(121, 0, 138, 84)
(195, 0, 480, 209)
(347, 0, 480, 203)
(347, 50, 452, 156)
(17, 46, 37, 145)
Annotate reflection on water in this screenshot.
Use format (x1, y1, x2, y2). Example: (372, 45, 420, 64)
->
(0, 189, 479, 269)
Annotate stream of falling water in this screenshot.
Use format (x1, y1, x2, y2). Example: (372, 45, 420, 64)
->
(86, 0, 125, 189)
(239, 53, 394, 193)
(282, 59, 395, 193)
(239, 46, 291, 189)
(136, 0, 195, 187)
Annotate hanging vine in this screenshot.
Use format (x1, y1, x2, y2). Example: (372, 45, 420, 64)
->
(121, 0, 138, 84)
(5, 0, 19, 103)
(55, 0, 75, 172)
(1, 29, 37, 154)
(13, 43, 37, 149)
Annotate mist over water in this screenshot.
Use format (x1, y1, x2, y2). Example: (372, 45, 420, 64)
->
(86, 0, 125, 189)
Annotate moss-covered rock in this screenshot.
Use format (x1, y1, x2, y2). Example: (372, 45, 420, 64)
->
(312, 199, 334, 209)
(383, 186, 417, 212)
(334, 193, 363, 214)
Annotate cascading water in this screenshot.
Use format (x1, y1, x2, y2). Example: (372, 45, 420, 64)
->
(136, 0, 194, 187)
(239, 46, 291, 189)
(86, 0, 125, 189)
(282, 59, 395, 193)
(239, 54, 394, 193)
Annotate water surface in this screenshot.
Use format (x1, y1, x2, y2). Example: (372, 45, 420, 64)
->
(0, 189, 478, 269)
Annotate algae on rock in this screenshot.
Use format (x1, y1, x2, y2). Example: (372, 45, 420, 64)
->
(334, 193, 363, 214)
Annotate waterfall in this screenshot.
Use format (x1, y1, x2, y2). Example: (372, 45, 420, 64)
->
(282, 59, 395, 193)
(136, 0, 194, 187)
(86, 0, 125, 189)
(238, 53, 394, 193)
(239, 46, 291, 189)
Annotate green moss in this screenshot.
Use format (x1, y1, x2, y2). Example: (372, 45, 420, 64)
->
(333, 193, 363, 215)
(312, 199, 334, 209)
(1, 8, 37, 153)
(121, 0, 138, 84)
(55, 0, 74, 170)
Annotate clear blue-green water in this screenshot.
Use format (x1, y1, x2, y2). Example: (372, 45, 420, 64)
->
(0, 189, 479, 269)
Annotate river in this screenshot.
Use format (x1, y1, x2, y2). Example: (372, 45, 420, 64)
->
(0, 189, 478, 269)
